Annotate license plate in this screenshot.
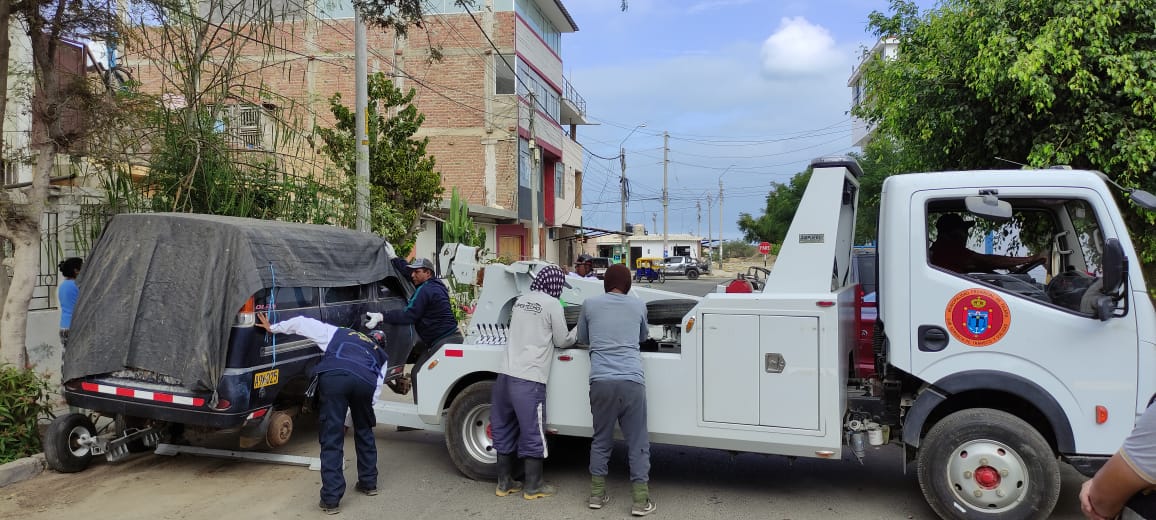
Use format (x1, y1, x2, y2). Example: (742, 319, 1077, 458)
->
(253, 369, 279, 389)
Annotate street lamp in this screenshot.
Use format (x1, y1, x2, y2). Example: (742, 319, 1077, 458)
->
(717, 164, 735, 270)
(619, 123, 647, 265)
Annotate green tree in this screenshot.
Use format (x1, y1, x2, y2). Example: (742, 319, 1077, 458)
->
(737, 168, 812, 245)
(315, 72, 444, 253)
(856, 0, 1156, 281)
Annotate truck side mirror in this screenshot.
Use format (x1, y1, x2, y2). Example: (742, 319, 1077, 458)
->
(1101, 238, 1127, 297)
(1093, 295, 1115, 322)
(1131, 189, 1156, 210)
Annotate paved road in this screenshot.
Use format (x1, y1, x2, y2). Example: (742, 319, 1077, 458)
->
(0, 275, 1091, 520)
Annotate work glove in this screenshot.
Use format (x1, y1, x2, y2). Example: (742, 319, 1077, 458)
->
(384, 241, 397, 259)
(363, 312, 384, 329)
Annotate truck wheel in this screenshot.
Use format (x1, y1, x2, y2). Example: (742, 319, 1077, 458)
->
(445, 380, 498, 481)
(44, 413, 97, 473)
(687, 269, 700, 280)
(646, 299, 697, 325)
(917, 408, 1059, 520)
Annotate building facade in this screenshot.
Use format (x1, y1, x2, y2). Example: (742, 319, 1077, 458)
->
(847, 37, 898, 149)
(122, 0, 590, 266)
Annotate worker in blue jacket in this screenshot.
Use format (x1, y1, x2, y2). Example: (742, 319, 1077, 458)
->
(256, 312, 388, 515)
(382, 257, 463, 396)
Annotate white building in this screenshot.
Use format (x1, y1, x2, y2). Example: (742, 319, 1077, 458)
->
(848, 37, 899, 149)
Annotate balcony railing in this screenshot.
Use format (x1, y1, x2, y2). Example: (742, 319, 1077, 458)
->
(562, 76, 586, 117)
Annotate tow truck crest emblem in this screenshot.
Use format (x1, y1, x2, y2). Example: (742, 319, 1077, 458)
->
(945, 288, 1011, 347)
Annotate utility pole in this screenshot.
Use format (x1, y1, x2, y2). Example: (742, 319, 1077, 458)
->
(696, 201, 701, 246)
(662, 131, 669, 259)
(652, 213, 657, 237)
(529, 92, 540, 260)
(718, 179, 724, 269)
(354, 8, 370, 232)
(619, 147, 627, 264)
(702, 195, 712, 265)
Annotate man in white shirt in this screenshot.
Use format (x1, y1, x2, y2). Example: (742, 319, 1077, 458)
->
(568, 254, 597, 279)
(490, 265, 576, 500)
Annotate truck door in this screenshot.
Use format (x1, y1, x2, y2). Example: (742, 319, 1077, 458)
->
(905, 189, 1140, 453)
(701, 313, 819, 430)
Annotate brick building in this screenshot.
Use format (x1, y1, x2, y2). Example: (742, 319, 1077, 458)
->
(122, 0, 592, 265)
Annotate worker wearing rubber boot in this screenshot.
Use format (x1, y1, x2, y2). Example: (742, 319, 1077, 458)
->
(490, 265, 576, 499)
(576, 263, 657, 516)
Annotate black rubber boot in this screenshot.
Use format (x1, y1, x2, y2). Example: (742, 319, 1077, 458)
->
(521, 457, 556, 499)
(495, 453, 523, 497)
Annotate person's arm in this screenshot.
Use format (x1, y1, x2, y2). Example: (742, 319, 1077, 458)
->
(257, 314, 338, 352)
(576, 306, 589, 345)
(1081, 452, 1152, 519)
(381, 284, 428, 325)
(637, 302, 649, 343)
(967, 249, 1045, 272)
(548, 301, 577, 348)
(391, 257, 412, 279)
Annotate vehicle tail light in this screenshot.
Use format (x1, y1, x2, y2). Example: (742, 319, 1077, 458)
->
(1095, 405, 1108, 424)
(211, 399, 232, 411)
(247, 407, 268, 420)
(234, 297, 255, 327)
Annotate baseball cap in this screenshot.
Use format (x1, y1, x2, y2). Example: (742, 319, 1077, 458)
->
(935, 214, 975, 233)
(407, 257, 435, 272)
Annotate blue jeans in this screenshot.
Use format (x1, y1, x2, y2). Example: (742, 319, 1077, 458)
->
(317, 370, 377, 506)
(490, 374, 548, 458)
(588, 379, 650, 483)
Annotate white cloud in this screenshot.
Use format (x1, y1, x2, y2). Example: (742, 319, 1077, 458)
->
(760, 17, 845, 79)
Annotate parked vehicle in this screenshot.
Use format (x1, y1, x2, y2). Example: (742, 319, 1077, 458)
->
(715, 265, 770, 293)
(589, 257, 612, 279)
(45, 213, 417, 473)
(663, 255, 703, 279)
(376, 156, 1156, 520)
(634, 257, 665, 283)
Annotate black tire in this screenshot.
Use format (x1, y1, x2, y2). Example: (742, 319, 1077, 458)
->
(646, 299, 697, 325)
(916, 408, 1060, 520)
(687, 269, 700, 280)
(563, 304, 583, 328)
(445, 380, 498, 481)
(44, 413, 96, 473)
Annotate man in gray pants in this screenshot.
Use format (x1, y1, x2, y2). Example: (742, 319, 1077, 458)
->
(576, 263, 656, 516)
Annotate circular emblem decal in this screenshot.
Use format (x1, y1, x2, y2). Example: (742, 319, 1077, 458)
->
(945, 288, 1011, 347)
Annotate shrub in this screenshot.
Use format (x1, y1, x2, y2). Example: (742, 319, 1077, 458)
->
(0, 365, 54, 464)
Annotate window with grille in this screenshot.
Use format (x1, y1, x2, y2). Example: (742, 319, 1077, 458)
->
(1, 159, 15, 186)
(216, 104, 264, 149)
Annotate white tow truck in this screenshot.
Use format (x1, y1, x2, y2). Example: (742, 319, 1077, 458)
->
(375, 156, 1156, 519)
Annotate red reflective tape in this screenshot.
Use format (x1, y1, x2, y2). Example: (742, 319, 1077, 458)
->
(115, 387, 134, 397)
(154, 393, 173, 403)
(445, 349, 464, 358)
(81, 382, 98, 392)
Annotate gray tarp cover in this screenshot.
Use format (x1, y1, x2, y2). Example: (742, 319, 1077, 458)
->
(63, 213, 396, 392)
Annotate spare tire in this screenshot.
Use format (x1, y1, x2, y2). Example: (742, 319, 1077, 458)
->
(563, 304, 583, 328)
(646, 299, 697, 325)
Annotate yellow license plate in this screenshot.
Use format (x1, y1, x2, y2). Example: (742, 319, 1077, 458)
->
(253, 369, 279, 389)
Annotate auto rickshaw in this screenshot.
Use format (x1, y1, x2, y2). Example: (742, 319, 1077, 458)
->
(634, 257, 665, 283)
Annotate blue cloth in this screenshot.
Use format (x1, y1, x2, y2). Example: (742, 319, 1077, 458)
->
(310, 328, 388, 388)
(490, 374, 548, 458)
(576, 292, 648, 385)
(317, 371, 378, 506)
(384, 257, 459, 345)
(59, 279, 78, 329)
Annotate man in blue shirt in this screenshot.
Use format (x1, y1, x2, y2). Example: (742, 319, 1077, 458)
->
(57, 257, 83, 349)
(257, 312, 388, 515)
(576, 263, 656, 516)
(381, 257, 462, 398)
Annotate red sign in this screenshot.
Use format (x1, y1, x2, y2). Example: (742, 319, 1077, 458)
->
(758, 242, 772, 255)
(944, 288, 1011, 347)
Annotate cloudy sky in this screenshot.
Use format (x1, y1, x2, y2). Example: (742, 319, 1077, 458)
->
(560, 0, 931, 244)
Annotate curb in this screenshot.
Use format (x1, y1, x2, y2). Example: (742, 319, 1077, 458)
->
(0, 453, 45, 488)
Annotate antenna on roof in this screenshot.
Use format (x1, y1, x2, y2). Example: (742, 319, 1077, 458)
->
(994, 157, 1028, 168)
